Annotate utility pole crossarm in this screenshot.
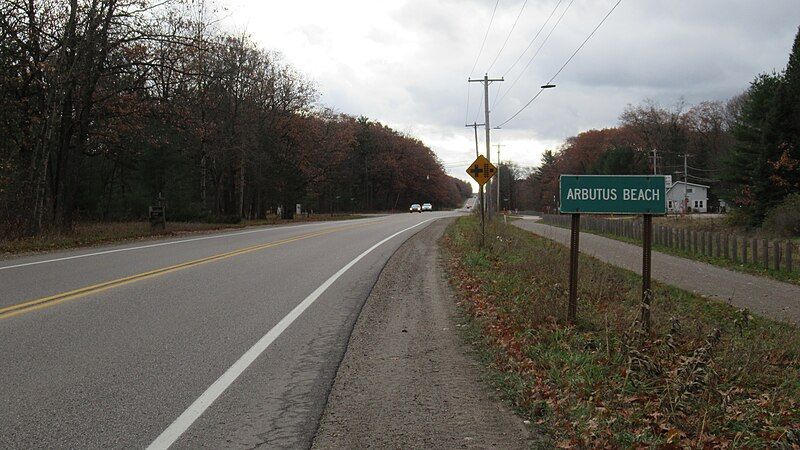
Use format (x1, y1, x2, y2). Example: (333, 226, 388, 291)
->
(468, 78, 505, 82)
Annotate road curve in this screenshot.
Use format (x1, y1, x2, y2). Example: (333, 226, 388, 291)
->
(0, 212, 458, 449)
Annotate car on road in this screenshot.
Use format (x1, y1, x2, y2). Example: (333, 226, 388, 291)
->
(421, 203, 433, 211)
(409, 203, 422, 213)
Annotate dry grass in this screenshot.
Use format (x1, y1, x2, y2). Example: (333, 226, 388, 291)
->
(443, 216, 800, 448)
(0, 215, 364, 256)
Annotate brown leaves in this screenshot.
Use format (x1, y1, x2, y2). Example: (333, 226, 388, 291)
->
(443, 217, 800, 448)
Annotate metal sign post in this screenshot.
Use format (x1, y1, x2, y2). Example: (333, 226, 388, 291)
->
(559, 175, 666, 325)
(467, 155, 497, 249)
(479, 185, 485, 247)
(641, 214, 653, 331)
(567, 214, 580, 323)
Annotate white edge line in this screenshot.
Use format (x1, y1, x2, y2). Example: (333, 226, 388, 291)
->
(0, 219, 381, 271)
(146, 216, 439, 450)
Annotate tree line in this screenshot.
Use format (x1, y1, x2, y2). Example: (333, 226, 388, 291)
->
(0, 0, 470, 238)
(503, 27, 799, 229)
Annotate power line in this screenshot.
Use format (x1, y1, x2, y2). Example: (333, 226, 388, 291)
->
(493, 0, 574, 109)
(497, 0, 624, 128)
(501, 0, 564, 78)
(687, 164, 717, 173)
(465, 0, 501, 124)
(469, 0, 501, 77)
(686, 174, 720, 183)
(486, 0, 529, 73)
(473, 88, 485, 123)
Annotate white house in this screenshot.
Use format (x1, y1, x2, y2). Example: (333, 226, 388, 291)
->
(666, 181, 709, 213)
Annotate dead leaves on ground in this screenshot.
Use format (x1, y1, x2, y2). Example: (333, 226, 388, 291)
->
(442, 221, 800, 449)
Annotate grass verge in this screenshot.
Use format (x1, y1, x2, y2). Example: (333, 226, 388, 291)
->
(0, 214, 365, 256)
(538, 218, 800, 286)
(443, 216, 800, 448)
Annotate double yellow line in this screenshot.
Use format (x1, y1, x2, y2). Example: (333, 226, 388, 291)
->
(0, 220, 379, 320)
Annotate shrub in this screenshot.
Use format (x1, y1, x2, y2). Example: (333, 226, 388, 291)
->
(761, 193, 800, 237)
(724, 206, 751, 228)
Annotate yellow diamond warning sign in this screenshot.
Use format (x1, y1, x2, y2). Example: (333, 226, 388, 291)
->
(466, 155, 497, 186)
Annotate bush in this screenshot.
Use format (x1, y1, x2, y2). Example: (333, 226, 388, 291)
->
(724, 206, 751, 228)
(761, 193, 800, 237)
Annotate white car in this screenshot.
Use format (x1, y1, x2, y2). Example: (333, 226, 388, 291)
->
(421, 203, 433, 211)
(409, 203, 422, 213)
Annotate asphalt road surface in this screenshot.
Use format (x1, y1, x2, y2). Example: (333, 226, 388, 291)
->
(514, 219, 800, 325)
(0, 211, 460, 449)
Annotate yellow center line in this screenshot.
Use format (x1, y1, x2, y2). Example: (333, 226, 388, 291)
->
(0, 220, 382, 320)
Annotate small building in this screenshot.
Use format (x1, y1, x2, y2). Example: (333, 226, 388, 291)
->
(666, 181, 709, 214)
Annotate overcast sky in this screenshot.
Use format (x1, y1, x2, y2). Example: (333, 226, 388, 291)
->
(221, 0, 799, 185)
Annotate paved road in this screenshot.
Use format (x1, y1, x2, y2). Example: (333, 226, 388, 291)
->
(0, 212, 459, 449)
(514, 219, 800, 325)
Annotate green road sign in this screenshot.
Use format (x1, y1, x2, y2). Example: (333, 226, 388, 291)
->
(559, 175, 666, 214)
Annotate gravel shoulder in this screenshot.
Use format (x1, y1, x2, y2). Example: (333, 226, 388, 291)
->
(514, 220, 800, 325)
(312, 218, 532, 449)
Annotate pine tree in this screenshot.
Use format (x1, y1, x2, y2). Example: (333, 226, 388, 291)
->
(723, 27, 800, 226)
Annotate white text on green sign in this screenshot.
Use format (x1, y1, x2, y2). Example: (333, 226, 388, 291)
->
(559, 175, 666, 215)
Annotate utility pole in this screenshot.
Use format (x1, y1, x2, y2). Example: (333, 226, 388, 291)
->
(469, 73, 503, 216)
(651, 149, 658, 175)
(495, 143, 505, 212)
(682, 153, 690, 215)
(465, 122, 485, 158)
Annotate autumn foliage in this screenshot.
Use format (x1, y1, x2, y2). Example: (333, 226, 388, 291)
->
(0, 1, 469, 238)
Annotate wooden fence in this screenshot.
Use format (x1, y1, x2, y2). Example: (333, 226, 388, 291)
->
(539, 214, 797, 274)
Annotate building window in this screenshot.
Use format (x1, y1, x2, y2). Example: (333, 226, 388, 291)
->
(699, 200, 704, 209)
(668, 200, 673, 209)
(694, 200, 699, 208)
(687, 188, 693, 193)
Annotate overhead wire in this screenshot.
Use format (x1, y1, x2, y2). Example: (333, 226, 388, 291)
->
(473, 88, 485, 123)
(465, 0, 501, 125)
(496, 0, 624, 128)
(500, 0, 564, 78)
(486, 0, 529, 73)
(493, 0, 574, 109)
(687, 165, 717, 172)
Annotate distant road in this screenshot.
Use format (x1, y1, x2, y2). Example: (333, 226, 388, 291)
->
(0, 211, 459, 448)
(514, 219, 800, 324)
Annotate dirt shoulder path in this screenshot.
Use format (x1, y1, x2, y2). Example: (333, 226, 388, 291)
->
(312, 218, 532, 449)
(514, 220, 800, 325)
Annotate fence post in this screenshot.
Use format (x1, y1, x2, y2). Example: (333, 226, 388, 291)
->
(762, 238, 769, 269)
(742, 238, 748, 263)
(774, 241, 781, 271)
(723, 234, 729, 260)
(732, 235, 738, 263)
(714, 233, 721, 258)
(787, 242, 793, 273)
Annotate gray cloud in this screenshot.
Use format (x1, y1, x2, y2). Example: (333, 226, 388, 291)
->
(225, 0, 800, 176)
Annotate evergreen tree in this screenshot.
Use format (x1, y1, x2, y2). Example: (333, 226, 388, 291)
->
(723, 27, 800, 226)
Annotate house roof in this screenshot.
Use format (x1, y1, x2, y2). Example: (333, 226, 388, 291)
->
(667, 181, 709, 195)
